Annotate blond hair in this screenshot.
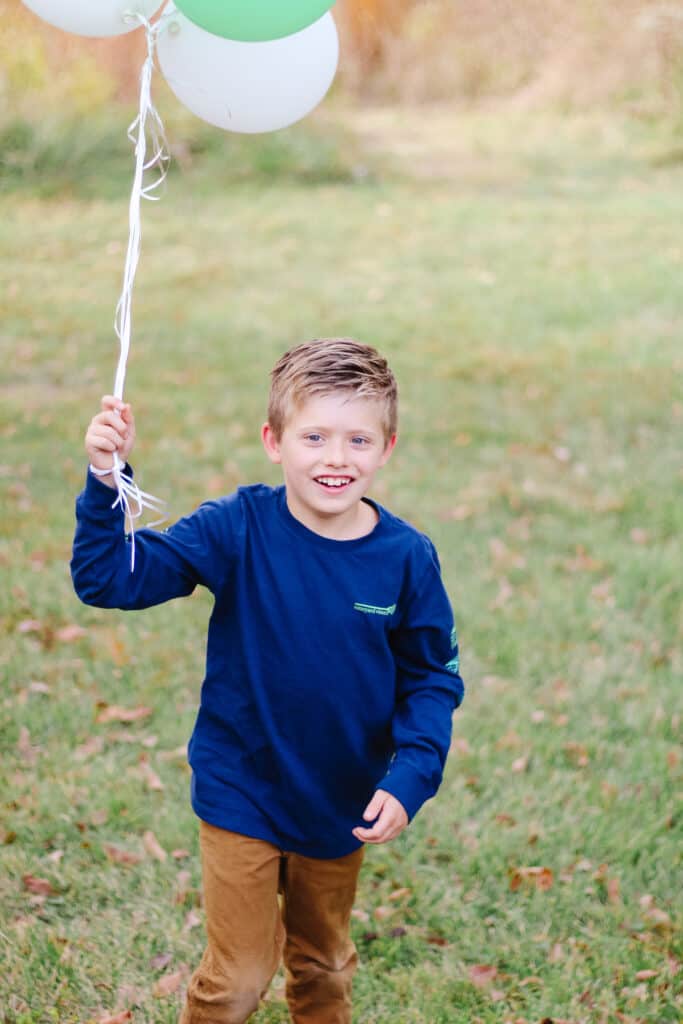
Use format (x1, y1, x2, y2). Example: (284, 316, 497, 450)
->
(268, 338, 398, 443)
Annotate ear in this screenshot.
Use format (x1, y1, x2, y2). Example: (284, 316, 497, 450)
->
(378, 433, 397, 467)
(261, 422, 282, 464)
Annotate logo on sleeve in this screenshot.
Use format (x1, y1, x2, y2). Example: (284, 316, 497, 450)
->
(354, 602, 397, 617)
(446, 624, 459, 673)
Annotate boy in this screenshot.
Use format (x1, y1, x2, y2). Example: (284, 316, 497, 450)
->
(72, 337, 464, 1024)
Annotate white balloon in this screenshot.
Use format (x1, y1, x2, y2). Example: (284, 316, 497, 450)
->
(21, 0, 164, 38)
(157, 6, 339, 134)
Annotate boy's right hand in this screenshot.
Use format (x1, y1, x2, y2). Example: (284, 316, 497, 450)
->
(85, 395, 136, 484)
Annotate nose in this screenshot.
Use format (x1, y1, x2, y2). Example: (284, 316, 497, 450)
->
(324, 439, 346, 467)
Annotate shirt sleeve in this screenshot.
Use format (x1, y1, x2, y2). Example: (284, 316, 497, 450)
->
(380, 538, 464, 821)
(71, 467, 238, 609)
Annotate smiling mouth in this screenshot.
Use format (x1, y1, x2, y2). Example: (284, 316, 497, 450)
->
(315, 476, 353, 490)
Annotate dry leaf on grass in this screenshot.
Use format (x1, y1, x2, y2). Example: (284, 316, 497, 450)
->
(183, 909, 202, 932)
(103, 844, 143, 867)
(17, 619, 42, 633)
(175, 870, 193, 904)
(469, 964, 498, 988)
(17, 727, 40, 764)
(22, 873, 54, 896)
(143, 831, 167, 861)
(98, 1011, 133, 1024)
(96, 704, 153, 725)
(548, 942, 564, 963)
(138, 759, 164, 791)
(495, 813, 516, 827)
(388, 887, 411, 902)
(56, 624, 87, 643)
(153, 966, 188, 997)
(150, 952, 173, 972)
(74, 735, 105, 761)
(509, 866, 554, 892)
(373, 905, 394, 921)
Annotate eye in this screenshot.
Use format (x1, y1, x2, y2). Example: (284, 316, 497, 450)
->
(351, 436, 370, 446)
(304, 433, 323, 443)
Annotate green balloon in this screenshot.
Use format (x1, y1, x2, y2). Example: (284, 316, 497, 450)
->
(172, 1, 335, 43)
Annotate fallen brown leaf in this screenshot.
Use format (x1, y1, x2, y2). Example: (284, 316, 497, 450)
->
(22, 873, 54, 896)
(139, 759, 164, 792)
(388, 887, 411, 902)
(153, 967, 187, 997)
(490, 576, 513, 609)
(607, 877, 621, 904)
(183, 909, 202, 932)
(496, 729, 523, 751)
(643, 906, 672, 931)
(143, 831, 167, 862)
(96, 705, 153, 725)
(564, 742, 589, 767)
(629, 527, 650, 545)
(55, 624, 87, 643)
(103, 843, 143, 866)
(150, 952, 173, 972)
(509, 866, 554, 892)
(74, 735, 105, 761)
(28, 681, 50, 695)
(450, 737, 471, 755)
(548, 943, 564, 962)
(469, 964, 498, 988)
(175, 869, 192, 904)
(494, 813, 516, 827)
(17, 619, 42, 633)
(17, 727, 40, 765)
(562, 547, 603, 573)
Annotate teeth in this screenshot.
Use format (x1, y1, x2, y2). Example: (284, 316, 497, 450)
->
(317, 477, 351, 487)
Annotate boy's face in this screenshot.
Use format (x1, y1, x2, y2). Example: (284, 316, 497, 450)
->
(262, 392, 396, 538)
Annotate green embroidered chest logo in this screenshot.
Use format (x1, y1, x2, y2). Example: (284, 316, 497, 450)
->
(354, 602, 397, 617)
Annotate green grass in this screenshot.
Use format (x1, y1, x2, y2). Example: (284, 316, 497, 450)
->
(0, 109, 681, 1023)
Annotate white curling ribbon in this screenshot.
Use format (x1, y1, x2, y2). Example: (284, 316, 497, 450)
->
(111, 13, 170, 570)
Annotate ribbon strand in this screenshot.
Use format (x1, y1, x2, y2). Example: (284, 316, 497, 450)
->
(111, 13, 170, 570)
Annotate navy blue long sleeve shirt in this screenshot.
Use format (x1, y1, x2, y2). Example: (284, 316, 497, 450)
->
(72, 472, 464, 858)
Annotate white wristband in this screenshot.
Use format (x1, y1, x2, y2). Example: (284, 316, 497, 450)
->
(89, 463, 115, 478)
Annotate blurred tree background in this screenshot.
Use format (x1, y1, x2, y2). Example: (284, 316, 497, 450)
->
(2, 0, 683, 117)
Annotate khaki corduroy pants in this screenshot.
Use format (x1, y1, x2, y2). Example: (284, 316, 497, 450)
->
(179, 822, 365, 1024)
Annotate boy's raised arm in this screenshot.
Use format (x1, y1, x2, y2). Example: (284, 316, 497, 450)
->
(72, 397, 235, 609)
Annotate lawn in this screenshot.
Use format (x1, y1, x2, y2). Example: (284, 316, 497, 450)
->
(0, 108, 681, 1023)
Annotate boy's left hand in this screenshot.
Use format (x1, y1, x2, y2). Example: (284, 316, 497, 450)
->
(352, 789, 408, 844)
